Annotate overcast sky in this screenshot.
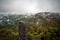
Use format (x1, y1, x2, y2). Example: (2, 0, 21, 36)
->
(0, 0, 60, 14)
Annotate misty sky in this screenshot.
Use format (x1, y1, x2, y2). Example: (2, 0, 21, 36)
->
(0, 0, 60, 14)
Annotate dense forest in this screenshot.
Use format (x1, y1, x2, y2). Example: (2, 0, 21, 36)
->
(0, 12, 60, 40)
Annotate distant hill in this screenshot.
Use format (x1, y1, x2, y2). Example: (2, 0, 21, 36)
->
(35, 12, 60, 19)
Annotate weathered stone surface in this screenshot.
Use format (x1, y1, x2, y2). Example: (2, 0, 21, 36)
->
(18, 21, 28, 40)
